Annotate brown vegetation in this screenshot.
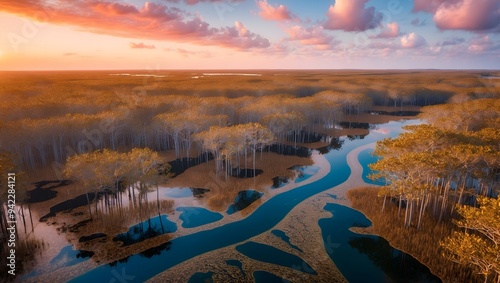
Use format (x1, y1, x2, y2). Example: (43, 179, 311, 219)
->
(1, 70, 498, 280)
(1, 70, 497, 172)
(348, 187, 483, 283)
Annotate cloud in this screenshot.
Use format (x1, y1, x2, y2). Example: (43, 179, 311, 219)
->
(211, 21, 270, 49)
(0, 1, 269, 51)
(414, 0, 500, 31)
(467, 36, 500, 53)
(413, 0, 452, 13)
(286, 25, 339, 50)
(257, 0, 295, 21)
(324, 0, 382, 32)
(91, 2, 139, 15)
(129, 42, 156, 49)
(163, 0, 244, 5)
(410, 17, 426, 26)
(401, 33, 427, 48)
(437, 37, 465, 46)
(63, 52, 77, 56)
(164, 48, 211, 58)
(371, 22, 400, 38)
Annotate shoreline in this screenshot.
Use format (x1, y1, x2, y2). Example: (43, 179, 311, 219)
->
(149, 142, 380, 282)
(21, 120, 423, 283)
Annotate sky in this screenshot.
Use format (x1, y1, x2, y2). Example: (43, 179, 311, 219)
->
(0, 0, 499, 70)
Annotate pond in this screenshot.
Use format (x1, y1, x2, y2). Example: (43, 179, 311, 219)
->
(319, 203, 441, 283)
(113, 215, 177, 246)
(60, 120, 439, 283)
(176, 207, 223, 228)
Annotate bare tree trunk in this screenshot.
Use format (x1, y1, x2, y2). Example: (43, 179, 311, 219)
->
(382, 195, 387, 212)
(404, 200, 409, 227)
(417, 195, 425, 230)
(20, 205, 27, 235)
(156, 184, 160, 214)
(85, 192, 92, 219)
(398, 195, 402, 217)
(28, 204, 34, 232)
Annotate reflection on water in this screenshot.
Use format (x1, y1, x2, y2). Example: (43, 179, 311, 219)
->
(163, 187, 195, 198)
(176, 207, 223, 228)
(40, 193, 101, 222)
(293, 165, 320, 183)
(79, 233, 106, 243)
(349, 237, 440, 283)
(67, 120, 431, 283)
(23, 245, 94, 279)
(188, 272, 214, 283)
(49, 245, 94, 267)
(319, 203, 441, 283)
(358, 148, 385, 185)
(28, 180, 71, 203)
(235, 241, 317, 275)
(113, 215, 177, 246)
(109, 241, 172, 266)
(253, 270, 290, 283)
(225, 259, 245, 277)
(317, 137, 345, 154)
(271, 176, 289, 189)
(226, 190, 263, 215)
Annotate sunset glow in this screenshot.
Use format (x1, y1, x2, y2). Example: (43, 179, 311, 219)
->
(0, 0, 499, 70)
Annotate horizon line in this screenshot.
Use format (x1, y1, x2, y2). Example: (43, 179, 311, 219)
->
(0, 68, 499, 72)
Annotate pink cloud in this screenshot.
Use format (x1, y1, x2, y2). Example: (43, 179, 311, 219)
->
(414, 0, 500, 31)
(164, 0, 244, 5)
(371, 22, 400, 38)
(129, 42, 156, 49)
(324, 0, 382, 32)
(286, 25, 338, 50)
(467, 36, 500, 53)
(257, 0, 295, 21)
(401, 33, 427, 48)
(211, 21, 270, 49)
(0, 1, 269, 50)
(373, 128, 390, 135)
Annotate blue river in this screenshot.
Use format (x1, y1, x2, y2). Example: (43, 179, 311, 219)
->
(69, 120, 432, 283)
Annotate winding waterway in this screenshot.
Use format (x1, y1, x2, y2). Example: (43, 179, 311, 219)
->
(67, 119, 435, 282)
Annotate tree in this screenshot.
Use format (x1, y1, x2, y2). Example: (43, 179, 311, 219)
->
(125, 148, 167, 216)
(440, 197, 500, 283)
(194, 123, 275, 180)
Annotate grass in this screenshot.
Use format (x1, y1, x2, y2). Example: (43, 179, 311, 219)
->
(347, 186, 483, 283)
(0, 236, 45, 280)
(60, 198, 175, 264)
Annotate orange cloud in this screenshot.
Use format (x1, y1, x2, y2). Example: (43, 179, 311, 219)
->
(0, 0, 269, 50)
(129, 42, 156, 49)
(257, 0, 295, 21)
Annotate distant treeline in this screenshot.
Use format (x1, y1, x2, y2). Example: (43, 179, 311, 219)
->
(0, 71, 498, 171)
